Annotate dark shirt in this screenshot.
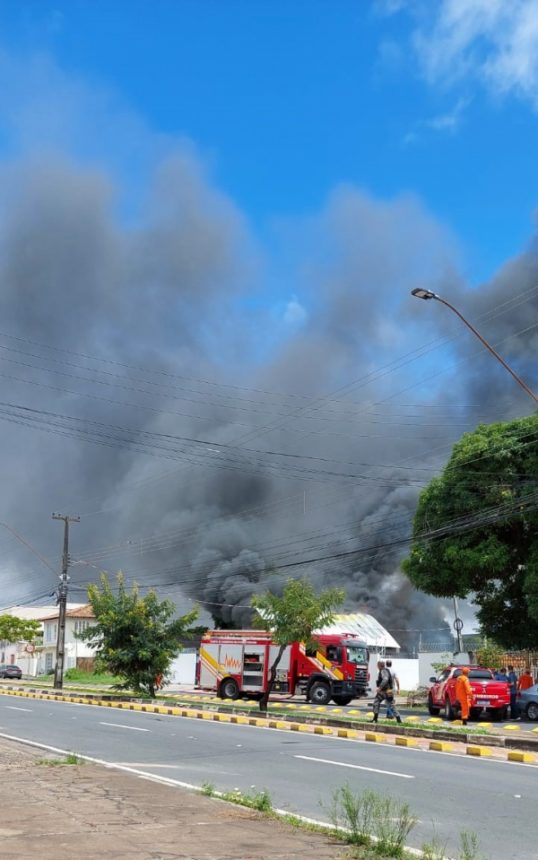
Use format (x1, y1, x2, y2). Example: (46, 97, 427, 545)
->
(495, 672, 509, 682)
(377, 667, 392, 692)
(507, 671, 518, 693)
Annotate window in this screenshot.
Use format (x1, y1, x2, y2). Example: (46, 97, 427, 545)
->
(345, 645, 368, 665)
(45, 623, 57, 643)
(74, 619, 91, 634)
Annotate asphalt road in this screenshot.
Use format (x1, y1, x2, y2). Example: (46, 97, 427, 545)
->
(0, 692, 536, 859)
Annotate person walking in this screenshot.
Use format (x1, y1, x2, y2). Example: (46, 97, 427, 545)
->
(455, 667, 473, 726)
(507, 665, 519, 719)
(371, 660, 401, 724)
(385, 659, 400, 719)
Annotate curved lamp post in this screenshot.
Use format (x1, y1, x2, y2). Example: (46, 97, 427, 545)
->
(411, 288, 538, 405)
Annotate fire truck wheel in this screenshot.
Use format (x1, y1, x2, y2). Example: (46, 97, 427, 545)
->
(220, 678, 240, 700)
(332, 695, 353, 706)
(309, 681, 332, 705)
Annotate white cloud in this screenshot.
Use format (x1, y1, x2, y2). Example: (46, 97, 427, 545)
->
(393, 0, 538, 109)
(403, 97, 469, 145)
(283, 296, 308, 326)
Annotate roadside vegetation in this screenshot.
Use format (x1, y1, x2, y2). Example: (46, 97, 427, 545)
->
(78, 572, 199, 696)
(64, 668, 122, 685)
(36, 753, 82, 766)
(251, 576, 345, 712)
(200, 781, 486, 859)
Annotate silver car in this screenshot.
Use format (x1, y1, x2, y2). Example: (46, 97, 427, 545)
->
(517, 683, 538, 721)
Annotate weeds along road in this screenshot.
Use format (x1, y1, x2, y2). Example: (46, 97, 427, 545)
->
(0, 692, 534, 859)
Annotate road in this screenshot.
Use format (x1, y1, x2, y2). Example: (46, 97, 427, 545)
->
(0, 692, 535, 859)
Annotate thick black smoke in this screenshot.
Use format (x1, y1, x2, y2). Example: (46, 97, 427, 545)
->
(0, 57, 536, 653)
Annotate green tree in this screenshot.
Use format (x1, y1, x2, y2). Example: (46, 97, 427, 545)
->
(251, 577, 345, 712)
(403, 413, 538, 649)
(475, 640, 505, 671)
(0, 615, 41, 643)
(79, 573, 198, 697)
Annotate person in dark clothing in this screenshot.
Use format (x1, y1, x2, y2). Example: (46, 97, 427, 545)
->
(385, 659, 400, 719)
(371, 660, 401, 724)
(507, 665, 519, 719)
(495, 667, 509, 682)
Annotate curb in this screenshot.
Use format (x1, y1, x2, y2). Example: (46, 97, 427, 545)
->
(1, 688, 537, 764)
(466, 746, 492, 757)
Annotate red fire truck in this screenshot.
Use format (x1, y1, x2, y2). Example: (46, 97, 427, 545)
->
(198, 629, 369, 705)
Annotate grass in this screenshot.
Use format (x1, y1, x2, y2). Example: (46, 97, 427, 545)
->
(63, 668, 123, 685)
(200, 783, 272, 812)
(199, 781, 487, 859)
(326, 784, 417, 857)
(36, 753, 82, 766)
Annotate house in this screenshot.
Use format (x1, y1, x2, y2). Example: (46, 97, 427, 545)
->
(0, 604, 97, 676)
(38, 604, 96, 675)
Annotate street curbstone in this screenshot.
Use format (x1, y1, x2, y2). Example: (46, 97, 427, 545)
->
(430, 741, 452, 752)
(426, 717, 442, 723)
(365, 732, 385, 743)
(507, 751, 534, 763)
(314, 726, 333, 735)
(337, 728, 358, 738)
(290, 723, 300, 731)
(395, 736, 418, 747)
(504, 725, 520, 731)
(466, 745, 492, 757)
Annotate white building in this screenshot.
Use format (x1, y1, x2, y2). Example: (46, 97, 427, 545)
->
(0, 603, 96, 676)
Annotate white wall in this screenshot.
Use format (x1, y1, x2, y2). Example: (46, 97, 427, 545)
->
(418, 651, 473, 687)
(368, 654, 419, 692)
(167, 651, 197, 686)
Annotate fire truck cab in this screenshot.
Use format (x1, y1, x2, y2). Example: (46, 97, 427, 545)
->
(198, 630, 369, 705)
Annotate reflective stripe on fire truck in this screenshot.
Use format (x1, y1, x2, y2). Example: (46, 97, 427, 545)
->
(199, 646, 220, 679)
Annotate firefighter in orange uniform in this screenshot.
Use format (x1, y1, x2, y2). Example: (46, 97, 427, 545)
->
(455, 667, 473, 725)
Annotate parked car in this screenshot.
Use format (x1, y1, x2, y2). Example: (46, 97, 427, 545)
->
(428, 665, 510, 721)
(517, 684, 538, 721)
(0, 664, 22, 679)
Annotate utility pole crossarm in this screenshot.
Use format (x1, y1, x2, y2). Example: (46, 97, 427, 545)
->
(52, 513, 80, 690)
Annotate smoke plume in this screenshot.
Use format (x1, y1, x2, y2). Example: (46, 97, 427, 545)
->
(0, 52, 536, 652)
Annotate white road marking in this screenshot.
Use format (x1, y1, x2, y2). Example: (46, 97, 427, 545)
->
(294, 754, 414, 779)
(4, 706, 32, 712)
(99, 721, 150, 732)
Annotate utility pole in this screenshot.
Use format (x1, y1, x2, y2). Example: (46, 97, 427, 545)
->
(453, 596, 464, 655)
(52, 513, 79, 689)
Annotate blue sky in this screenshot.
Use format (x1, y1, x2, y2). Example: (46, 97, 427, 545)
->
(1, 0, 538, 289)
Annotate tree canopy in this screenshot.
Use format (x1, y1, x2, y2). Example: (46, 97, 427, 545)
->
(403, 413, 538, 649)
(79, 573, 198, 696)
(252, 577, 345, 710)
(0, 614, 41, 643)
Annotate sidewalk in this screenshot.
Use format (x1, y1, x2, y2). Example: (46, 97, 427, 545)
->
(0, 739, 347, 860)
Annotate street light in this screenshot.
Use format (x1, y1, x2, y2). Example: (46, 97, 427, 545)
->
(410, 288, 538, 405)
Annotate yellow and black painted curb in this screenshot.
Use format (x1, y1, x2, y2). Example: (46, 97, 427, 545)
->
(0, 687, 535, 765)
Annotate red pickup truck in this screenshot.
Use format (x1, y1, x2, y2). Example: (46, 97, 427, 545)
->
(428, 665, 510, 721)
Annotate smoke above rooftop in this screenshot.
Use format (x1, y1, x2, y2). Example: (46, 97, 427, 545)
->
(0, 51, 536, 650)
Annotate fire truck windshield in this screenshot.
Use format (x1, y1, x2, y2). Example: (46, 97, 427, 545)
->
(344, 644, 368, 664)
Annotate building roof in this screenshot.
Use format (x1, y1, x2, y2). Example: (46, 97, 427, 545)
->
(317, 612, 400, 650)
(40, 604, 95, 622)
(1, 603, 93, 622)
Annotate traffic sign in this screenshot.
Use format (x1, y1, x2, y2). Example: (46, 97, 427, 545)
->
(453, 618, 464, 633)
